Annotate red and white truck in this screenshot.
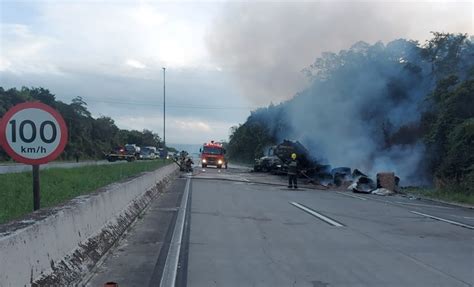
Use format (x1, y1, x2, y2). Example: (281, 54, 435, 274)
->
(200, 141, 228, 169)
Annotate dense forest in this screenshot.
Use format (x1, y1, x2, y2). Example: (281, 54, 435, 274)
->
(0, 87, 169, 161)
(227, 33, 473, 190)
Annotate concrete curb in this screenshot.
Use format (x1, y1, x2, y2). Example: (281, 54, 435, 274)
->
(0, 164, 179, 286)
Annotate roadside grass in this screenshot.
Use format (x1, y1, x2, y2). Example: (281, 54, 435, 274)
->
(405, 187, 474, 206)
(0, 159, 101, 165)
(0, 160, 171, 224)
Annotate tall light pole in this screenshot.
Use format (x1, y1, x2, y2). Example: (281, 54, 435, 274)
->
(162, 67, 166, 157)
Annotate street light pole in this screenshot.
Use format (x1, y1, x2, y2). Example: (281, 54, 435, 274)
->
(162, 67, 166, 158)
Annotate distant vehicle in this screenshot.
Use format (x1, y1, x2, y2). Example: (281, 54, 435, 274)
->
(200, 141, 227, 169)
(158, 148, 168, 159)
(105, 146, 136, 162)
(124, 144, 140, 158)
(167, 151, 179, 160)
(139, 146, 157, 160)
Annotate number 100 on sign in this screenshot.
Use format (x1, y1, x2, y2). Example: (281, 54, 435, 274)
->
(0, 102, 68, 164)
(6, 109, 61, 159)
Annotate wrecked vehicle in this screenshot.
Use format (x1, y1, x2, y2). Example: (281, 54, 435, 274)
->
(272, 140, 329, 177)
(255, 140, 335, 184)
(254, 146, 283, 173)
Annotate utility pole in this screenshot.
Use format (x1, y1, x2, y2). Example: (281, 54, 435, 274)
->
(163, 67, 166, 159)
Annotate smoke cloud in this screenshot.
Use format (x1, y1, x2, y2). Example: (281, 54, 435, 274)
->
(209, 1, 473, 185)
(207, 1, 472, 105)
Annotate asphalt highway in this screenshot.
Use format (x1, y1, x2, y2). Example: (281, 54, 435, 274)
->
(86, 165, 474, 287)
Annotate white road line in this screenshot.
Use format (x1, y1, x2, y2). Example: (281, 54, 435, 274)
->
(395, 201, 452, 209)
(290, 202, 344, 227)
(160, 178, 191, 287)
(410, 211, 474, 230)
(335, 191, 367, 201)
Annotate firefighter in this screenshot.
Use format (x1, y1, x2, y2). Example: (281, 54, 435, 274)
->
(185, 157, 194, 172)
(288, 153, 298, 189)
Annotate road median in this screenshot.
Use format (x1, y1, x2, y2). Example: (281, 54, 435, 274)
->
(0, 163, 179, 286)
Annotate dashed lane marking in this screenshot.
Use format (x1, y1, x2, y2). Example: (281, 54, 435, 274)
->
(394, 201, 453, 209)
(335, 191, 367, 201)
(290, 202, 344, 227)
(410, 211, 474, 230)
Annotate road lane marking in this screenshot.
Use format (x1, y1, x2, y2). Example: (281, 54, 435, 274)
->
(410, 211, 474, 230)
(160, 178, 191, 287)
(290, 202, 344, 227)
(335, 191, 367, 201)
(395, 201, 452, 209)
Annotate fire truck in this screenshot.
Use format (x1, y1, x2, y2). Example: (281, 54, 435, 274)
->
(200, 141, 228, 169)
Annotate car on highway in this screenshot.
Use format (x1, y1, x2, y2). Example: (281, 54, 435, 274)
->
(139, 146, 157, 160)
(124, 144, 141, 158)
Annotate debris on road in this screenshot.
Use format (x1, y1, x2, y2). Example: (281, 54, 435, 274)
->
(371, 188, 394, 196)
(352, 175, 376, 194)
(252, 140, 405, 194)
(331, 167, 351, 187)
(376, 172, 399, 192)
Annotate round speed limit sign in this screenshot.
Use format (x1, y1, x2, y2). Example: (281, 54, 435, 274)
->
(0, 102, 68, 165)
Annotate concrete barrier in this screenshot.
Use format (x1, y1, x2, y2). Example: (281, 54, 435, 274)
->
(0, 164, 179, 286)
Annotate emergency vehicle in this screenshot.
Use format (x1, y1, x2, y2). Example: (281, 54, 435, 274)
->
(200, 141, 228, 169)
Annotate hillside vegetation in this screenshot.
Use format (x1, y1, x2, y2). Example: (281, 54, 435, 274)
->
(227, 33, 473, 191)
(0, 88, 166, 161)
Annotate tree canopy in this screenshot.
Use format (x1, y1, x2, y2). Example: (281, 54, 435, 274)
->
(0, 87, 165, 161)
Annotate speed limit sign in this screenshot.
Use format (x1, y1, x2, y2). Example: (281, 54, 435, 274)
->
(0, 102, 68, 165)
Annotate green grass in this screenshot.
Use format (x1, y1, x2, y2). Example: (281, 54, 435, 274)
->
(0, 160, 171, 224)
(405, 187, 474, 206)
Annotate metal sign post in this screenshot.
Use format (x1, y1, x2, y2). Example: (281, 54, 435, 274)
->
(32, 165, 40, 210)
(0, 102, 68, 211)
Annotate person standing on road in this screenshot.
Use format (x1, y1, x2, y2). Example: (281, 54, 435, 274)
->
(288, 153, 298, 189)
(185, 157, 194, 172)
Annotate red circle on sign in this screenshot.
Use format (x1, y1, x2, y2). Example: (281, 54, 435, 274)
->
(0, 102, 68, 165)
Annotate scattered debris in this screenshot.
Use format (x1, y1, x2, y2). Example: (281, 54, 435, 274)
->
(300, 170, 329, 189)
(371, 188, 394, 196)
(352, 169, 368, 178)
(253, 140, 405, 194)
(331, 167, 351, 187)
(377, 172, 396, 191)
(352, 176, 376, 194)
(347, 182, 357, 191)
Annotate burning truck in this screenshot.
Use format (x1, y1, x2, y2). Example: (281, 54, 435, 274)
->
(254, 139, 399, 194)
(254, 140, 332, 180)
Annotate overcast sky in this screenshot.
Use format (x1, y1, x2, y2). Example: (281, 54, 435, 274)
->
(0, 0, 472, 145)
